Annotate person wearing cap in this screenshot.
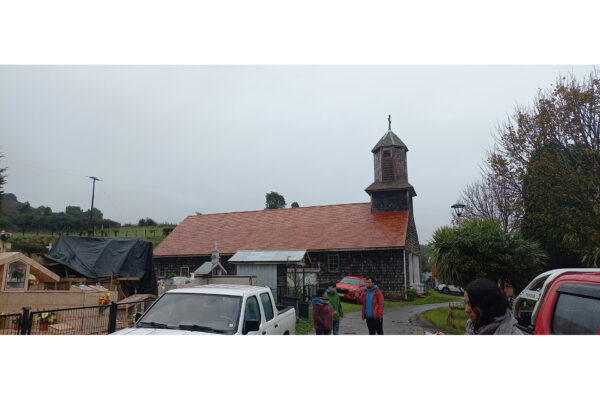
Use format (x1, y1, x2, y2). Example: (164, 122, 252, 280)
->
(312, 287, 334, 335)
(327, 282, 344, 335)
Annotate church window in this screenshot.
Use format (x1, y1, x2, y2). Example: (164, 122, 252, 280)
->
(328, 254, 339, 272)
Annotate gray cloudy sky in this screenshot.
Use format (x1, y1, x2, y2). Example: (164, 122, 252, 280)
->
(0, 65, 595, 242)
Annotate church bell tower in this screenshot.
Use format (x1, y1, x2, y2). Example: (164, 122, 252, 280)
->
(365, 115, 417, 212)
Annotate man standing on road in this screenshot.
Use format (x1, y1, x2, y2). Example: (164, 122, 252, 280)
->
(327, 282, 344, 335)
(359, 277, 384, 335)
(312, 287, 334, 335)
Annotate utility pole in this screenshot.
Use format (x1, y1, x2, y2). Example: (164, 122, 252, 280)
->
(87, 176, 101, 235)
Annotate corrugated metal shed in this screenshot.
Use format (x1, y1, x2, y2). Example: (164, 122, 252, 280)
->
(236, 264, 277, 293)
(229, 250, 308, 265)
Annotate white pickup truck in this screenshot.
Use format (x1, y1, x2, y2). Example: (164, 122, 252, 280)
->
(112, 284, 296, 335)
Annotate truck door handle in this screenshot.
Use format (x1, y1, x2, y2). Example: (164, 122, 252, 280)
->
(262, 331, 266, 335)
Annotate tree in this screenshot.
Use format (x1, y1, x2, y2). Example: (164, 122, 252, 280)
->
(17, 201, 32, 214)
(427, 218, 545, 292)
(485, 71, 600, 231)
(453, 176, 515, 231)
(420, 244, 432, 272)
(0, 152, 7, 212)
(522, 142, 600, 267)
(291, 202, 299, 208)
(84, 207, 103, 222)
(65, 206, 84, 217)
(265, 191, 286, 209)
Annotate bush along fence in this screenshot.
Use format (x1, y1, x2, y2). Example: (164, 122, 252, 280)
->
(0, 299, 155, 335)
(0, 311, 24, 334)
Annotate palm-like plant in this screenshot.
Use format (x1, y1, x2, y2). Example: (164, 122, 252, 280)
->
(428, 218, 546, 292)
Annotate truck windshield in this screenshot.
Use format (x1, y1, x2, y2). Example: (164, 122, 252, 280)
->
(138, 293, 242, 334)
(341, 277, 361, 285)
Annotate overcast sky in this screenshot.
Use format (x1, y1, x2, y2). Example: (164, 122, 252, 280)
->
(0, 65, 595, 242)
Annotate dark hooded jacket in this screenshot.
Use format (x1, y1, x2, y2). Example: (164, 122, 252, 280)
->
(312, 297, 334, 331)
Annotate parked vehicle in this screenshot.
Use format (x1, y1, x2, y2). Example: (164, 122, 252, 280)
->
(335, 276, 366, 302)
(513, 268, 600, 335)
(111, 284, 296, 335)
(435, 283, 463, 295)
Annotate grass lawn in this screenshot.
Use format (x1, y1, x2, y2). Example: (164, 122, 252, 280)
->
(295, 290, 462, 334)
(10, 225, 175, 250)
(422, 306, 468, 335)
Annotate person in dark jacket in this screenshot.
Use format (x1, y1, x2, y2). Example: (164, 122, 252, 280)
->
(464, 278, 522, 335)
(312, 287, 334, 335)
(327, 282, 344, 335)
(358, 277, 384, 335)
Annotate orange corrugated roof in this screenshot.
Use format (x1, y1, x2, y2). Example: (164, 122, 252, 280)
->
(154, 203, 408, 256)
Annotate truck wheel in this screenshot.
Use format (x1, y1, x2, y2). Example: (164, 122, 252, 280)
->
(442, 287, 449, 294)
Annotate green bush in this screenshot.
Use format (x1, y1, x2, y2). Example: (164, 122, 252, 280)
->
(405, 288, 417, 301)
(11, 235, 57, 256)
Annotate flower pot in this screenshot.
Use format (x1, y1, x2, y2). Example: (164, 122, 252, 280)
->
(39, 323, 49, 331)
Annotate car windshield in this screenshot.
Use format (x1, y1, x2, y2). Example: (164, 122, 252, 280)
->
(138, 293, 242, 334)
(340, 277, 361, 285)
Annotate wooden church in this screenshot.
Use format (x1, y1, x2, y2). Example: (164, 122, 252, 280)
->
(153, 117, 421, 298)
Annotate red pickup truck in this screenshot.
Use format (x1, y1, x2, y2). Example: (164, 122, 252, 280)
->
(513, 268, 600, 335)
(335, 276, 366, 303)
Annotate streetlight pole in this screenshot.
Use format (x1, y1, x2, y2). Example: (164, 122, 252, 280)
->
(87, 176, 101, 235)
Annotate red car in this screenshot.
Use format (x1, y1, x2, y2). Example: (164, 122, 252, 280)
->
(335, 276, 367, 303)
(513, 268, 600, 334)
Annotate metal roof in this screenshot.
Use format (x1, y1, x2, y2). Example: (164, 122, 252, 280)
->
(193, 262, 217, 275)
(228, 249, 307, 264)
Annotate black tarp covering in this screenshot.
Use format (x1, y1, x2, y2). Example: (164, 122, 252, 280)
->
(46, 236, 157, 295)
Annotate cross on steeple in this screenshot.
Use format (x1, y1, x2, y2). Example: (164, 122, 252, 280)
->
(388, 114, 391, 130)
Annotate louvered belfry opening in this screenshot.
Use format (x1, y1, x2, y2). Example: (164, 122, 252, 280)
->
(365, 117, 417, 213)
(382, 149, 394, 182)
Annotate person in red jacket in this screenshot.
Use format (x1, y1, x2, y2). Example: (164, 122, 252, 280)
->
(312, 287, 334, 335)
(358, 277, 384, 335)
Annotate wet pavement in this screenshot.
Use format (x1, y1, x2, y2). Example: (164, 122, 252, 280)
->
(311, 302, 461, 335)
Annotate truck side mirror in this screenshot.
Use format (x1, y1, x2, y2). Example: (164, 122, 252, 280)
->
(243, 319, 260, 335)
